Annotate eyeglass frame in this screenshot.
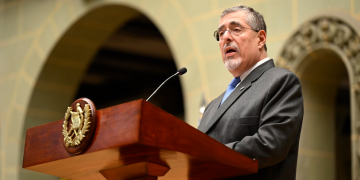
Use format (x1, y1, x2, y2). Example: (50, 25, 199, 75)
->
(213, 25, 259, 41)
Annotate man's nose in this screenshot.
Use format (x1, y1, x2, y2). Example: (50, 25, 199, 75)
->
(223, 30, 233, 41)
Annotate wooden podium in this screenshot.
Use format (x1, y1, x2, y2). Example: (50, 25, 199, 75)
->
(23, 99, 257, 180)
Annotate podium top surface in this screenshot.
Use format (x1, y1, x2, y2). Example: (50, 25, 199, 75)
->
(23, 99, 257, 180)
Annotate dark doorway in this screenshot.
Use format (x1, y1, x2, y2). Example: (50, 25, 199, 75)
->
(335, 77, 351, 180)
(74, 15, 184, 120)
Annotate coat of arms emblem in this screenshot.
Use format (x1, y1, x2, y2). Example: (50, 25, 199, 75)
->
(62, 103, 92, 147)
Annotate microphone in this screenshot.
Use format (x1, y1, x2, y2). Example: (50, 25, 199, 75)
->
(178, 67, 187, 75)
(146, 67, 187, 102)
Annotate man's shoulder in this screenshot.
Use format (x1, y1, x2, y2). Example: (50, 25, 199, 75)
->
(265, 66, 296, 75)
(249, 59, 298, 82)
(254, 66, 301, 89)
(263, 66, 299, 80)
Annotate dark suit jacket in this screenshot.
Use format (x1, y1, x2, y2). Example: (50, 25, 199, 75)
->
(198, 60, 303, 180)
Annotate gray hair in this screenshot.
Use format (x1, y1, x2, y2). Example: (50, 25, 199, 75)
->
(221, 5, 267, 51)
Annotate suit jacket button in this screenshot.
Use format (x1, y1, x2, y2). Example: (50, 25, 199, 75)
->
(239, 87, 244, 91)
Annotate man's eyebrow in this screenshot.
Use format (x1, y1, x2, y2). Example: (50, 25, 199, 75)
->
(218, 21, 242, 31)
(229, 21, 242, 26)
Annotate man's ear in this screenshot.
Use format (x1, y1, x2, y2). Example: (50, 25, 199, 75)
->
(258, 30, 266, 49)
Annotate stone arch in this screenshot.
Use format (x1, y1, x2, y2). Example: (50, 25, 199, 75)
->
(20, 3, 193, 179)
(277, 13, 360, 180)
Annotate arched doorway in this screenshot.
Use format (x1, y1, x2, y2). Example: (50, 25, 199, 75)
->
(21, 5, 183, 180)
(295, 48, 350, 180)
(278, 14, 360, 180)
(74, 14, 184, 118)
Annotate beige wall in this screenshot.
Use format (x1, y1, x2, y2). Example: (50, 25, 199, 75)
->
(0, 0, 359, 179)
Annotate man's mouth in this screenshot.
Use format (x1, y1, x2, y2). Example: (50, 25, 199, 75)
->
(226, 49, 237, 54)
(225, 47, 238, 57)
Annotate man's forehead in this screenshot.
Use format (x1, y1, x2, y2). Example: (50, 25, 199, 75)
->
(218, 21, 242, 29)
(218, 21, 242, 30)
(218, 11, 247, 27)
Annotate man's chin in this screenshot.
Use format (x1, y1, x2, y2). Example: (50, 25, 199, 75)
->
(224, 58, 241, 71)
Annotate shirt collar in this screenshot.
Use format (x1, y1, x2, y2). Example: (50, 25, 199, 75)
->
(239, 57, 271, 82)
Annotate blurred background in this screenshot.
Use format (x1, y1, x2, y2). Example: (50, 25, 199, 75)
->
(0, 0, 359, 179)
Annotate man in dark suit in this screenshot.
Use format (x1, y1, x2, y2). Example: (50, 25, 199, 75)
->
(197, 5, 303, 180)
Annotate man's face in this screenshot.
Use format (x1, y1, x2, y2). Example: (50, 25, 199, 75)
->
(218, 11, 260, 75)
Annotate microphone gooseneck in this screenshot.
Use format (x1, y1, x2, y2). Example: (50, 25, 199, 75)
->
(146, 67, 187, 102)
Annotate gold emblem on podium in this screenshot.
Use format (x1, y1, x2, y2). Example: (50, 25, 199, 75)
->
(62, 98, 97, 154)
(62, 103, 92, 147)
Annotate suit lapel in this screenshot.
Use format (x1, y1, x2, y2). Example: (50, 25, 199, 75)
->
(200, 60, 275, 134)
(197, 93, 223, 131)
(200, 78, 251, 133)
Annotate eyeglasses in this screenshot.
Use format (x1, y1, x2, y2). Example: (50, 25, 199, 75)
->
(213, 26, 259, 41)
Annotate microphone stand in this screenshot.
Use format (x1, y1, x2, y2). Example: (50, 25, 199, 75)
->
(146, 72, 179, 102)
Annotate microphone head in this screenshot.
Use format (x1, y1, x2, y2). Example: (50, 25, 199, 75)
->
(178, 67, 187, 75)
